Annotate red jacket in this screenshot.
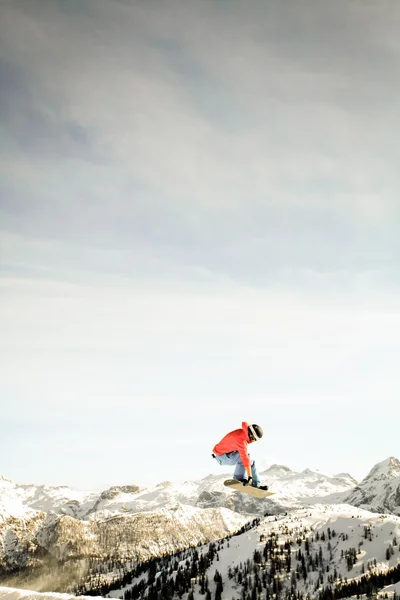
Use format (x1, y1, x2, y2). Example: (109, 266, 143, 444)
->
(213, 422, 251, 468)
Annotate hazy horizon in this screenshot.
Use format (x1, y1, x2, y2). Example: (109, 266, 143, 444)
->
(2, 454, 396, 492)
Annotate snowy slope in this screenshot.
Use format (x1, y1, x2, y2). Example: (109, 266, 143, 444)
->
(212, 504, 400, 599)
(107, 503, 400, 600)
(0, 586, 104, 600)
(4, 503, 400, 600)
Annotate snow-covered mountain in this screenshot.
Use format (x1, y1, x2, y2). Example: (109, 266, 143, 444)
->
(18, 483, 98, 518)
(261, 465, 357, 504)
(0, 476, 97, 520)
(50, 504, 400, 600)
(0, 500, 249, 584)
(106, 503, 400, 600)
(0, 465, 357, 522)
(1, 457, 400, 597)
(344, 457, 400, 516)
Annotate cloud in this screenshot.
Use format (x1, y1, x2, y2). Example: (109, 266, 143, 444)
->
(1, 0, 400, 295)
(2, 0, 400, 487)
(2, 1, 400, 230)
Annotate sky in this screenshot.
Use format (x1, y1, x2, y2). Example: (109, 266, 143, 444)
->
(1, 0, 400, 491)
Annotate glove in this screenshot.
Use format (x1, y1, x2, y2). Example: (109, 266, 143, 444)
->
(243, 477, 253, 487)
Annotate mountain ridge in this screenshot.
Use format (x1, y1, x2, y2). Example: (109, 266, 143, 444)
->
(1, 456, 400, 595)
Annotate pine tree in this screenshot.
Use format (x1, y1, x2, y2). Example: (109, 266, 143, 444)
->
(200, 573, 206, 594)
(215, 581, 223, 600)
(251, 583, 257, 600)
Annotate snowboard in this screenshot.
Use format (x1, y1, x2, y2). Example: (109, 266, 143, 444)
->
(224, 479, 275, 498)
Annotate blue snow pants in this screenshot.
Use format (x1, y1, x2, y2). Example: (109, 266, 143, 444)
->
(213, 451, 260, 487)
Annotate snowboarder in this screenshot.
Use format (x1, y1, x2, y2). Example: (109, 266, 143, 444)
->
(212, 422, 268, 490)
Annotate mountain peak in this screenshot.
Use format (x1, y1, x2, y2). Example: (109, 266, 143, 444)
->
(0, 476, 13, 487)
(100, 484, 140, 500)
(264, 464, 292, 475)
(364, 457, 400, 482)
(334, 472, 359, 485)
(156, 481, 172, 488)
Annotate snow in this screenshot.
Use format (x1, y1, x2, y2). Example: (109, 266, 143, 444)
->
(0, 465, 359, 523)
(4, 502, 400, 600)
(379, 581, 400, 599)
(344, 457, 400, 516)
(0, 478, 35, 520)
(0, 463, 361, 525)
(0, 479, 98, 523)
(119, 503, 400, 600)
(19, 485, 97, 516)
(0, 587, 105, 600)
(259, 466, 357, 506)
(1, 457, 400, 600)
(364, 457, 400, 482)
